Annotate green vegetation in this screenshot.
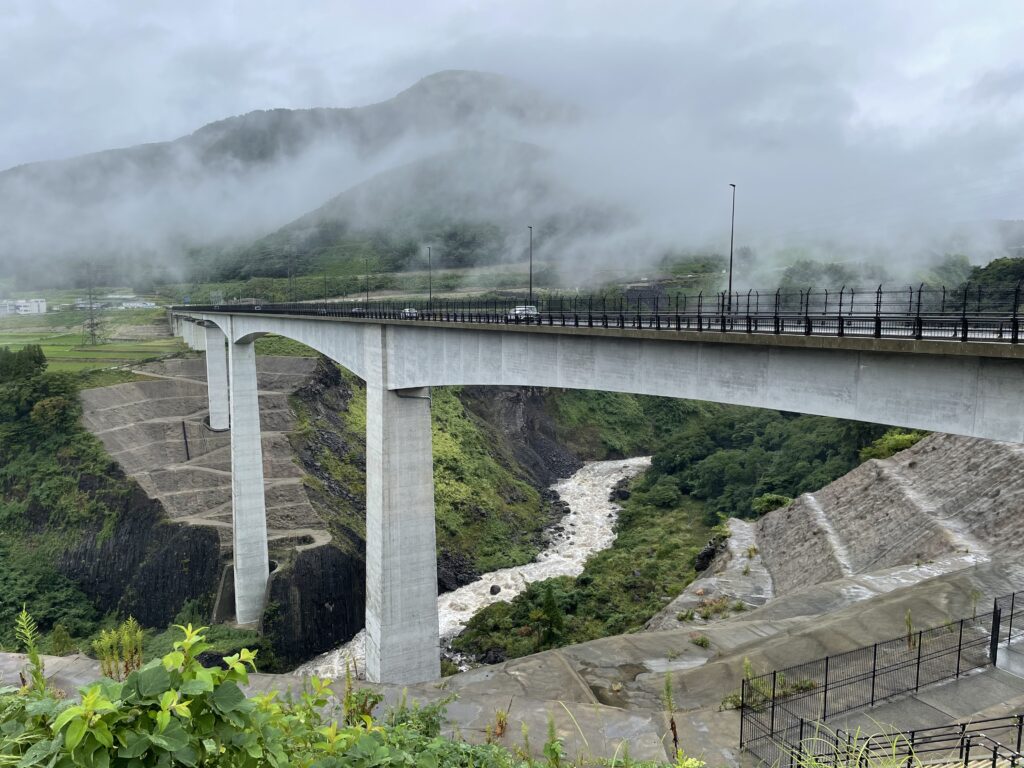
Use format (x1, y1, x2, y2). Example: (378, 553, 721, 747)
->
(546, 391, 710, 459)
(0, 365, 128, 646)
(1, 618, 701, 768)
(431, 387, 548, 572)
(641, 408, 887, 523)
(859, 429, 928, 461)
(453, 493, 713, 659)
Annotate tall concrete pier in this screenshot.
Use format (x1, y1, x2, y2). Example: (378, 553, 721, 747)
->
(226, 335, 270, 626)
(364, 385, 441, 683)
(204, 324, 230, 430)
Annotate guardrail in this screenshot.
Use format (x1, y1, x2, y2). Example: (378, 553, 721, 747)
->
(740, 590, 1024, 766)
(173, 282, 1024, 344)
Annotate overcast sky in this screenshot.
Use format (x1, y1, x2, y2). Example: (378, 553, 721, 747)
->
(2, 0, 1023, 246)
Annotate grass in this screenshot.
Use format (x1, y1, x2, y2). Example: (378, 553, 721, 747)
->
(0, 310, 181, 373)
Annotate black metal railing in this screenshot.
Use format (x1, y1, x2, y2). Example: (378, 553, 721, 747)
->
(172, 282, 1024, 345)
(794, 714, 1024, 767)
(740, 590, 1024, 766)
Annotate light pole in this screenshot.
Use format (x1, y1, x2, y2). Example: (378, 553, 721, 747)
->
(528, 225, 533, 305)
(427, 246, 432, 308)
(364, 255, 369, 308)
(727, 183, 737, 312)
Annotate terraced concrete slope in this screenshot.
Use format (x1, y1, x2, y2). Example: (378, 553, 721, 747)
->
(648, 432, 1024, 632)
(80, 356, 328, 560)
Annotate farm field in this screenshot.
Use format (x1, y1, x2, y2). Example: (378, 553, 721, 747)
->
(0, 308, 182, 372)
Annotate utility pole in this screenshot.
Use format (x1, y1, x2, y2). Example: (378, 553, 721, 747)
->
(728, 183, 737, 313)
(428, 246, 432, 308)
(528, 225, 534, 306)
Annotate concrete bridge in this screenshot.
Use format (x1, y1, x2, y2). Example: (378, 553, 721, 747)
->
(170, 302, 1024, 685)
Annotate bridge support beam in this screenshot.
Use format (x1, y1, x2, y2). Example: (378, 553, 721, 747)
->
(364, 385, 440, 684)
(227, 338, 270, 626)
(204, 324, 230, 431)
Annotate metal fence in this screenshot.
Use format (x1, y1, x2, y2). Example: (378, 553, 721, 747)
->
(740, 591, 1024, 767)
(174, 282, 1024, 345)
(793, 714, 1024, 768)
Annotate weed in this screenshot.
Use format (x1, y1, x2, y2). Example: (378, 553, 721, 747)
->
(663, 674, 679, 753)
(15, 606, 45, 695)
(690, 634, 710, 648)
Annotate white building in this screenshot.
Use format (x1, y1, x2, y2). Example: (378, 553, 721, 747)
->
(15, 299, 47, 315)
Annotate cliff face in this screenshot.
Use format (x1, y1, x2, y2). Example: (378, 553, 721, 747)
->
(56, 469, 221, 628)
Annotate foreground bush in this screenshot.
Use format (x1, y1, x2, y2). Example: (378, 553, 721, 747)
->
(0, 614, 703, 768)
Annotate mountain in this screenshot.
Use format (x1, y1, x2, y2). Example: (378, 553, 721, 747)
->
(213, 139, 625, 280)
(0, 71, 576, 288)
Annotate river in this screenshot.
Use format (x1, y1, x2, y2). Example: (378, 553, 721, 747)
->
(294, 455, 652, 679)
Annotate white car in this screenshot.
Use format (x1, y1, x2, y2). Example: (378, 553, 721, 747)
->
(401, 307, 419, 319)
(506, 305, 540, 322)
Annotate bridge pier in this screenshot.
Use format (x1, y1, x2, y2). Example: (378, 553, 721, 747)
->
(364, 385, 441, 684)
(203, 324, 230, 430)
(227, 337, 270, 626)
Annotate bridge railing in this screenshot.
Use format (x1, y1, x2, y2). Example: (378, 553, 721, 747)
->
(174, 282, 1024, 344)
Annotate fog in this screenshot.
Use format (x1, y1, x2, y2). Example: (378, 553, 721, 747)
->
(2, 1, 1023, 290)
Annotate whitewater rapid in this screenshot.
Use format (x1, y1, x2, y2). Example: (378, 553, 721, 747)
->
(294, 455, 652, 679)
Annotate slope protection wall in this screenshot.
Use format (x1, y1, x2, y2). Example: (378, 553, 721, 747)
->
(650, 432, 1024, 633)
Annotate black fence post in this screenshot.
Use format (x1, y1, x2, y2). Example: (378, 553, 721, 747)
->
(1013, 281, 1021, 344)
(870, 643, 878, 705)
(1009, 592, 1017, 644)
(822, 655, 829, 720)
(915, 630, 924, 691)
(770, 672, 778, 737)
(957, 619, 965, 678)
(739, 680, 746, 749)
(991, 606, 1003, 666)
(874, 284, 883, 338)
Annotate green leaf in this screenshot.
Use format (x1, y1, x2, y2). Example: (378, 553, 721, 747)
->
(51, 706, 83, 734)
(179, 678, 213, 695)
(64, 719, 86, 752)
(210, 681, 246, 713)
(15, 738, 59, 767)
(147, 719, 189, 752)
(116, 730, 150, 759)
(133, 664, 172, 699)
(171, 745, 198, 767)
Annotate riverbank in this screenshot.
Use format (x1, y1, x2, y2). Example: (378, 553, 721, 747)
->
(296, 456, 651, 678)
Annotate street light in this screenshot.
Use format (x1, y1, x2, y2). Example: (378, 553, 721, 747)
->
(364, 255, 369, 308)
(427, 246, 432, 308)
(528, 225, 533, 306)
(728, 183, 737, 313)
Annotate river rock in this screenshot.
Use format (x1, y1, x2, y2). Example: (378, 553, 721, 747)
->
(490, 584, 501, 595)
